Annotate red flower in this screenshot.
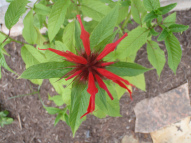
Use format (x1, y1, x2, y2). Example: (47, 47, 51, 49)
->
(39, 15, 133, 118)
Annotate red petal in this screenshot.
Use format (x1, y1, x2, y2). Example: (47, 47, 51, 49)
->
(56, 68, 76, 82)
(81, 94, 95, 119)
(87, 72, 98, 96)
(81, 72, 98, 118)
(96, 33, 128, 60)
(65, 70, 82, 81)
(65, 50, 87, 64)
(100, 62, 115, 67)
(95, 74, 114, 100)
(77, 15, 91, 56)
(113, 80, 132, 100)
(38, 48, 87, 64)
(96, 68, 133, 86)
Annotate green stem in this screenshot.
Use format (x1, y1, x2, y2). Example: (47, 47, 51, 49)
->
(0, 31, 24, 45)
(121, 10, 131, 30)
(117, 25, 123, 37)
(26, 5, 33, 9)
(8, 91, 39, 100)
(34, 0, 40, 4)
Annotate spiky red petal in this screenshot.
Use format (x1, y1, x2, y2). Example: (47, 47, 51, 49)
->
(81, 72, 98, 118)
(77, 15, 91, 56)
(100, 62, 115, 67)
(96, 68, 133, 86)
(113, 80, 132, 100)
(65, 70, 82, 81)
(96, 33, 128, 61)
(38, 48, 87, 64)
(95, 74, 114, 100)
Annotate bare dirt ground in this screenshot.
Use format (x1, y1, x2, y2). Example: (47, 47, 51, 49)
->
(0, 9, 191, 143)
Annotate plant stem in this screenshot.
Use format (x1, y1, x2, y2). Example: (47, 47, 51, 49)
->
(34, 0, 41, 4)
(26, 5, 33, 9)
(121, 10, 131, 30)
(2, 30, 10, 44)
(0, 31, 24, 45)
(8, 91, 39, 100)
(117, 26, 123, 37)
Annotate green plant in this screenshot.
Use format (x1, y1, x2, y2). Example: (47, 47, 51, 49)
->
(0, 0, 189, 135)
(0, 110, 13, 127)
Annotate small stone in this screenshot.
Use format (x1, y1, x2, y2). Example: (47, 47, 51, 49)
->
(121, 135, 139, 143)
(126, 126, 130, 130)
(85, 130, 90, 138)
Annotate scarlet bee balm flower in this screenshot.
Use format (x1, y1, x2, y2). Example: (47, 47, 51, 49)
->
(39, 15, 133, 118)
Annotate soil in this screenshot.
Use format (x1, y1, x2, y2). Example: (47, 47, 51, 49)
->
(0, 9, 191, 143)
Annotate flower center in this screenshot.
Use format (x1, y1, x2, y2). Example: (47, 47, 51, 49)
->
(76, 52, 103, 81)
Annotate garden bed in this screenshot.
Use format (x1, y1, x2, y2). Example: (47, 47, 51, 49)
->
(0, 9, 191, 143)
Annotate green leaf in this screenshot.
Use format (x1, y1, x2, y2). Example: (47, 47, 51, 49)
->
(157, 28, 169, 41)
(0, 33, 11, 45)
(22, 10, 38, 44)
(48, 0, 71, 42)
(116, 27, 149, 60)
(81, 0, 111, 21)
(21, 44, 46, 85)
(0, 111, 9, 117)
(0, 52, 13, 72)
(54, 111, 68, 126)
(55, 41, 69, 51)
(93, 108, 106, 118)
(69, 83, 89, 136)
(34, 14, 44, 29)
(94, 88, 107, 118)
(150, 28, 159, 36)
(44, 106, 62, 115)
(49, 78, 72, 105)
(104, 83, 121, 117)
(21, 45, 45, 67)
(124, 74, 146, 91)
(158, 3, 177, 15)
(54, 113, 63, 126)
(35, 28, 47, 46)
(163, 12, 176, 27)
(75, 20, 82, 49)
(0, 110, 13, 127)
(20, 61, 73, 79)
(147, 41, 166, 77)
(95, 85, 121, 118)
(62, 21, 75, 53)
(144, 11, 158, 22)
(5, 0, 28, 29)
(94, 30, 118, 51)
(0, 118, 13, 127)
(90, 4, 119, 49)
(131, 0, 147, 25)
(117, 4, 129, 24)
(34, 3, 51, 16)
(48, 94, 65, 106)
(143, 0, 160, 11)
(169, 24, 189, 33)
(44, 42, 68, 62)
(107, 62, 151, 76)
(113, 82, 126, 99)
(165, 34, 182, 73)
(157, 15, 163, 23)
